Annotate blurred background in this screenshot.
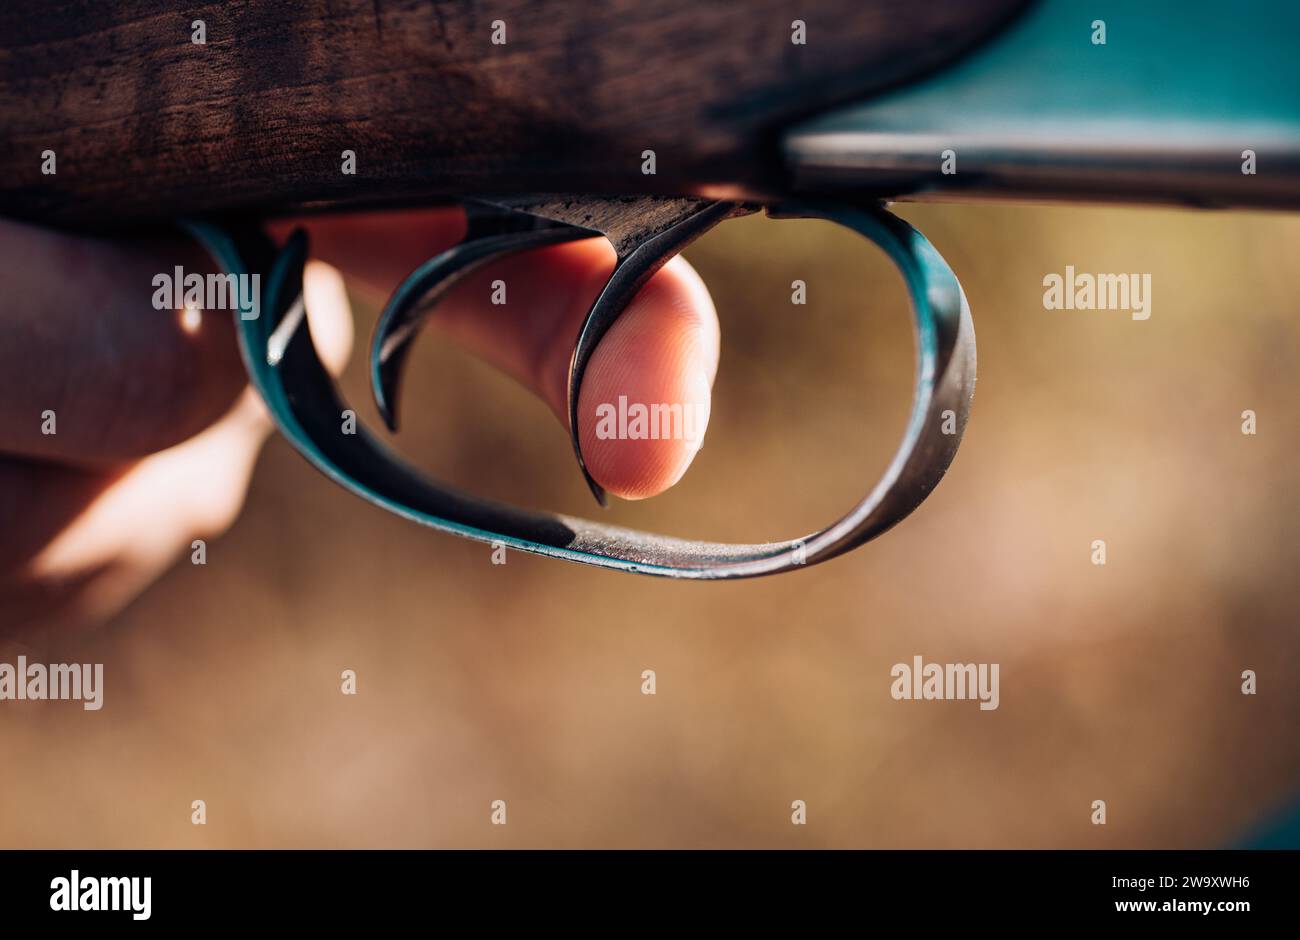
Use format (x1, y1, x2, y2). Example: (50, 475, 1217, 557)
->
(2, 200, 1298, 847)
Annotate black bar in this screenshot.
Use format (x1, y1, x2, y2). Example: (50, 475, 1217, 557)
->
(0, 849, 1290, 926)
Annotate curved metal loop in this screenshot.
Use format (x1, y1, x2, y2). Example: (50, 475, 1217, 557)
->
(370, 203, 597, 430)
(184, 199, 975, 580)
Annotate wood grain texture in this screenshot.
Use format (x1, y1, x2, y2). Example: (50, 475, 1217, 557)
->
(0, 0, 1029, 228)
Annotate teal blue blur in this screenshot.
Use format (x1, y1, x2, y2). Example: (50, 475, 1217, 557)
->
(801, 0, 1300, 141)
(1242, 800, 1300, 848)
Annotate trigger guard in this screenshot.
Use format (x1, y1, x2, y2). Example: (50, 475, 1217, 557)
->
(183, 200, 975, 580)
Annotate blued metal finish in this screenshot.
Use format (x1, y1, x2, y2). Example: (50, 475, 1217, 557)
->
(186, 198, 975, 579)
(784, 0, 1300, 209)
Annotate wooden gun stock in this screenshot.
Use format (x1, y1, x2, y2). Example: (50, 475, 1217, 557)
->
(0, 0, 1029, 227)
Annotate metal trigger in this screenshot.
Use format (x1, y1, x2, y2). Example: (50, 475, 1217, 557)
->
(468, 196, 750, 504)
(369, 195, 748, 506)
(369, 202, 595, 432)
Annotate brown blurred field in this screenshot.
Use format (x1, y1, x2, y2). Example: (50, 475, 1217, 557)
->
(3, 201, 1298, 847)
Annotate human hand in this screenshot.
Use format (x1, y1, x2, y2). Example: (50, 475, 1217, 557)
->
(0, 207, 718, 633)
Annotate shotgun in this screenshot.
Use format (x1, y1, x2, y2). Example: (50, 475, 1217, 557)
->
(2, 0, 1297, 578)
